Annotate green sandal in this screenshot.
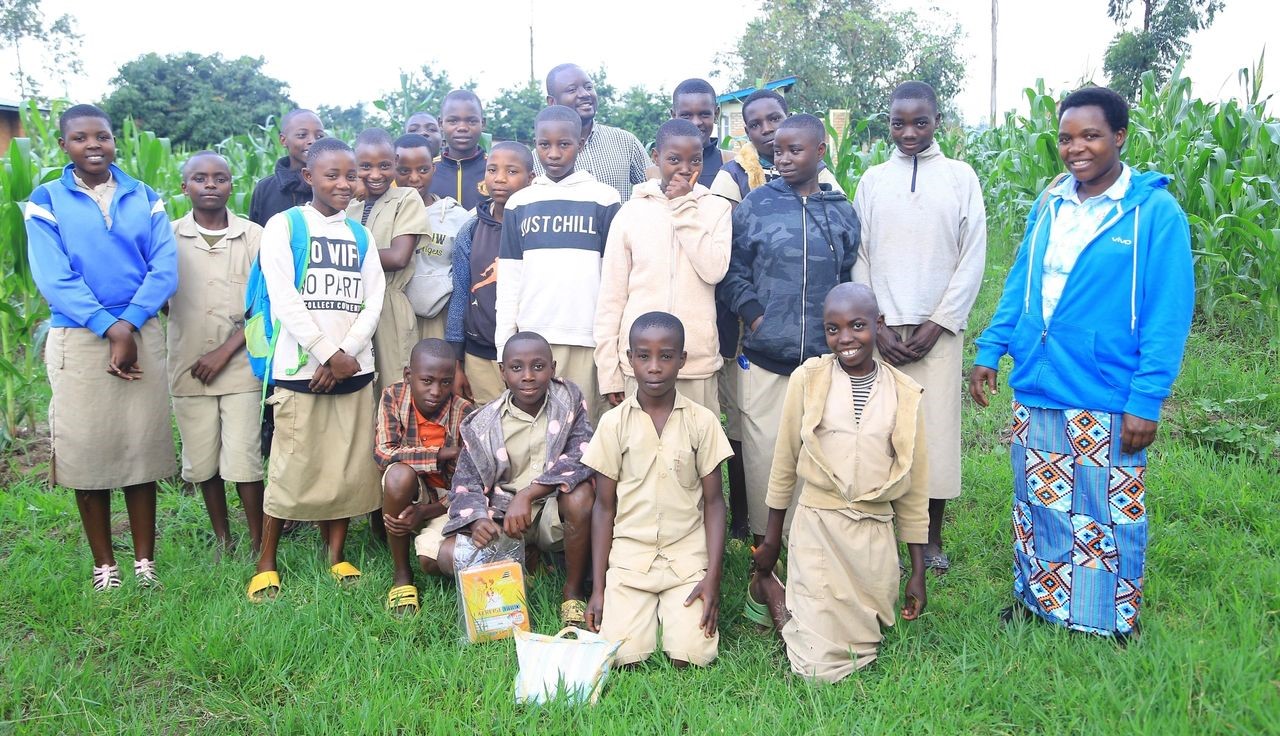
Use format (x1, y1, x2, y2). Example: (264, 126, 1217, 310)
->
(742, 568, 777, 629)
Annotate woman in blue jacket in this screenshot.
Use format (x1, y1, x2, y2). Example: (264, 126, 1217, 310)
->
(969, 87, 1193, 638)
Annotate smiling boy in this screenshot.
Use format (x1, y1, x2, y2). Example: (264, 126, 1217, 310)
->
(541, 63, 647, 201)
(429, 90, 487, 210)
(249, 109, 326, 226)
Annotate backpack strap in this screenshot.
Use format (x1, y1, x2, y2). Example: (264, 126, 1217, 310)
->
(345, 217, 370, 263)
(280, 207, 313, 378)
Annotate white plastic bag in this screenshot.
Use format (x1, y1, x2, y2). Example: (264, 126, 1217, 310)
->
(513, 627, 624, 705)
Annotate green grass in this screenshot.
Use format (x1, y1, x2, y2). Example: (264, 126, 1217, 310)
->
(2, 234, 1278, 735)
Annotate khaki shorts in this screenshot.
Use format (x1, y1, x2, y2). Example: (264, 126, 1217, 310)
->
(717, 359, 742, 442)
(740, 361, 797, 536)
(414, 514, 450, 560)
(623, 376, 718, 414)
(172, 392, 264, 483)
(417, 314, 446, 342)
(464, 354, 506, 406)
(550, 343, 599, 424)
(599, 555, 718, 666)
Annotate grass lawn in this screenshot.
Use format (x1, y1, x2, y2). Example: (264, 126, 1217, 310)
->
(1, 233, 1278, 735)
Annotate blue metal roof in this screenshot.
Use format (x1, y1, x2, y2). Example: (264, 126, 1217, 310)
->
(716, 76, 798, 104)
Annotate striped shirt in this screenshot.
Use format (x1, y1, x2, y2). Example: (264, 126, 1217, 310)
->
(849, 364, 878, 423)
(535, 123, 648, 201)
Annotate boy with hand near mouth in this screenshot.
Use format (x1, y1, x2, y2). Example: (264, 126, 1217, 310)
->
(429, 90, 487, 210)
(250, 108, 326, 226)
(168, 151, 266, 556)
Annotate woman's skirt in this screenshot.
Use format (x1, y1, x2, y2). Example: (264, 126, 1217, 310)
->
(1010, 401, 1148, 636)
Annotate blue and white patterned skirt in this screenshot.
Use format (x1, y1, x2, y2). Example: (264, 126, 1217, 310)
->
(1010, 401, 1148, 636)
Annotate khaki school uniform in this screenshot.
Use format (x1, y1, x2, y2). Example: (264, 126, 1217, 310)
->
(167, 210, 264, 483)
(622, 376, 718, 414)
(767, 356, 928, 683)
(582, 392, 734, 666)
(496, 393, 564, 550)
(348, 187, 430, 396)
(550, 344, 601, 425)
(464, 356, 507, 406)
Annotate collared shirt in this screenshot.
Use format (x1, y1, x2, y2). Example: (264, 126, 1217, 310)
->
(73, 171, 117, 227)
(582, 392, 733, 578)
(498, 393, 548, 493)
(535, 122, 648, 201)
(374, 382, 474, 476)
(167, 209, 263, 396)
(1042, 165, 1131, 321)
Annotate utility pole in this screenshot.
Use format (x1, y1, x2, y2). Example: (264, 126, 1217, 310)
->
(990, 0, 998, 126)
(529, 0, 535, 84)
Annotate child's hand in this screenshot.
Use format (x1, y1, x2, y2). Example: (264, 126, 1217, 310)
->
(902, 572, 927, 621)
(105, 321, 141, 380)
(968, 366, 998, 408)
(664, 173, 694, 200)
(327, 350, 360, 381)
(752, 540, 781, 573)
(470, 518, 502, 547)
(384, 501, 429, 537)
(503, 490, 535, 538)
(684, 574, 721, 637)
(1120, 413, 1158, 454)
(309, 365, 337, 393)
(876, 327, 920, 366)
(605, 392, 624, 407)
(454, 363, 474, 402)
(438, 446, 460, 463)
(585, 590, 605, 633)
(190, 346, 232, 384)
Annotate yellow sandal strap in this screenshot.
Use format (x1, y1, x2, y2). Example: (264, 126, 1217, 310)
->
(247, 571, 281, 601)
(387, 585, 420, 610)
(330, 561, 362, 579)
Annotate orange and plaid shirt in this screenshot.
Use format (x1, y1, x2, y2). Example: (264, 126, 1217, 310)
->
(374, 380, 474, 484)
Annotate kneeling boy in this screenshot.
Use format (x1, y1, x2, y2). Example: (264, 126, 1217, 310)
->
(375, 338, 475, 614)
(435, 331, 596, 625)
(584, 312, 733, 667)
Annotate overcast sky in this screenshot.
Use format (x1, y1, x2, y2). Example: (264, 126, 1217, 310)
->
(6, 0, 1275, 125)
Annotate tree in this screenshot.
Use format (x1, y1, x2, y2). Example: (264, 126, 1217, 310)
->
(101, 53, 293, 148)
(600, 85, 670, 147)
(486, 67, 667, 146)
(0, 0, 82, 98)
(1104, 0, 1224, 99)
(372, 64, 473, 132)
(487, 80, 543, 145)
(317, 103, 371, 134)
(719, 0, 966, 130)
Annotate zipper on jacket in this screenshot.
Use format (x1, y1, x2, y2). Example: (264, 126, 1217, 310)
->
(800, 196, 809, 361)
(911, 155, 918, 192)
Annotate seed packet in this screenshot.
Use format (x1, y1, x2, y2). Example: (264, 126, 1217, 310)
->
(454, 533, 529, 644)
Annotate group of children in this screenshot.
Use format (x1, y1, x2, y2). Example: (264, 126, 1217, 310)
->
(26, 70, 988, 682)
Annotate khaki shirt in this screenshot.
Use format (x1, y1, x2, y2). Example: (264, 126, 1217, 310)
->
(73, 171, 117, 227)
(346, 185, 430, 294)
(498, 393, 548, 493)
(582, 392, 733, 578)
(166, 209, 263, 396)
(817, 361, 897, 506)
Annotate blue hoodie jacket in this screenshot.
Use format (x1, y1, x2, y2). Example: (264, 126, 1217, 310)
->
(25, 163, 178, 336)
(974, 169, 1193, 421)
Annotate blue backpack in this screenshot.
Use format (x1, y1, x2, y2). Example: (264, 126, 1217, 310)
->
(243, 207, 370, 387)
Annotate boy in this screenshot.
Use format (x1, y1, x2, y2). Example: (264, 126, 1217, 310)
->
(246, 137, 386, 601)
(644, 79, 736, 186)
(852, 81, 987, 574)
(249, 108, 326, 226)
(543, 63, 648, 201)
(440, 331, 596, 626)
(26, 103, 177, 590)
(405, 111, 443, 157)
(429, 90, 487, 210)
(748, 284, 928, 682)
(495, 105, 621, 423)
(375, 338, 474, 614)
(394, 133, 471, 341)
(584, 312, 733, 668)
(168, 151, 265, 556)
(348, 128, 431, 399)
(718, 114, 859, 544)
(445, 141, 536, 404)
(595, 119, 731, 412)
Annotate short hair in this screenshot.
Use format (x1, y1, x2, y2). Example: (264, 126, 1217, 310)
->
(777, 113, 826, 143)
(394, 132, 439, 158)
(503, 331, 552, 361)
(824, 282, 879, 315)
(629, 311, 685, 349)
(354, 128, 394, 148)
(891, 81, 938, 111)
(654, 119, 703, 151)
(281, 108, 321, 131)
(441, 89, 483, 113)
(672, 78, 717, 105)
(409, 338, 456, 366)
(535, 105, 583, 138)
(1059, 86, 1130, 132)
(491, 140, 535, 171)
(58, 103, 111, 134)
(180, 150, 228, 177)
(741, 89, 788, 119)
(305, 136, 353, 167)
(545, 63, 583, 95)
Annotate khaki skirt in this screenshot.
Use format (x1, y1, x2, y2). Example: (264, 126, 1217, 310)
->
(263, 382, 381, 520)
(45, 320, 176, 490)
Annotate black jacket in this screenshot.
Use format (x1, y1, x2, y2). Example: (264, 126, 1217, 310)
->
(248, 156, 311, 227)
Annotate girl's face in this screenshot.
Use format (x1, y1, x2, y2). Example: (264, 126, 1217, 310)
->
(1058, 104, 1126, 189)
(60, 116, 116, 184)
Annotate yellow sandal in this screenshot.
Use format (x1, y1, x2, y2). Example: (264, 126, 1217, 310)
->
(330, 561, 362, 585)
(247, 570, 281, 602)
(386, 584, 420, 615)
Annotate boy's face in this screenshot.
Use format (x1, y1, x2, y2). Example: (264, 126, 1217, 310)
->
(547, 67, 598, 123)
(652, 136, 703, 192)
(889, 97, 940, 156)
(302, 149, 358, 216)
(280, 113, 326, 167)
(59, 115, 116, 181)
(500, 340, 555, 412)
(405, 113, 443, 154)
(1058, 104, 1126, 186)
(395, 145, 435, 202)
(744, 98, 786, 160)
(824, 296, 881, 376)
(440, 99, 484, 156)
(773, 128, 824, 186)
(534, 120, 582, 181)
(485, 149, 533, 206)
(355, 142, 396, 199)
(181, 155, 232, 212)
(627, 326, 686, 400)
(404, 354, 456, 418)
(672, 93, 718, 146)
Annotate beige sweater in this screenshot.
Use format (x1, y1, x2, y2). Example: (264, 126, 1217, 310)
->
(593, 179, 732, 394)
(766, 354, 929, 544)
